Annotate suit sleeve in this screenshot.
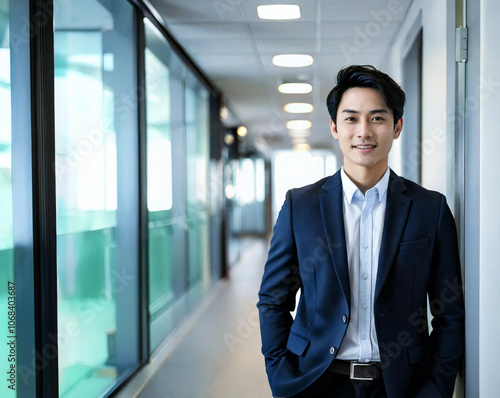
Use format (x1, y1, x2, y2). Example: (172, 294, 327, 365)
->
(257, 190, 301, 387)
(416, 196, 465, 398)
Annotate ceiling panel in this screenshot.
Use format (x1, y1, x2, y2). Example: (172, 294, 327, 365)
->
(151, 0, 245, 23)
(168, 22, 250, 39)
(152, 0, 414, 153)
(179, 37, 255, 54)
(249, 21, 317, 38)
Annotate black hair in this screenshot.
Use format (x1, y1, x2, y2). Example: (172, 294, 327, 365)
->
(326, 65, 405, 125)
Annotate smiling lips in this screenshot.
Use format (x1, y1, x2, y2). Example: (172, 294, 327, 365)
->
(353, 144, 376, 150)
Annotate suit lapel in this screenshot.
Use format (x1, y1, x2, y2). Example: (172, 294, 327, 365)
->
(320, 171, 351, 306)
(375, 171, 412, 301)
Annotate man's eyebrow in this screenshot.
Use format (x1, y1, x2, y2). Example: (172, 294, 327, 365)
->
(341, 109, 389, 114)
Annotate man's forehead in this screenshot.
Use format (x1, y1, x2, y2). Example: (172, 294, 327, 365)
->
(338, 87, 391, 112)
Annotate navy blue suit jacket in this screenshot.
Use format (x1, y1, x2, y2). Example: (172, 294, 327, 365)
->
(257, 170, 464, 398)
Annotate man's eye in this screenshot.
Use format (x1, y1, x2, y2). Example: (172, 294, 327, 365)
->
(372, 117, 384, 121)
(346, 117, 357, 122)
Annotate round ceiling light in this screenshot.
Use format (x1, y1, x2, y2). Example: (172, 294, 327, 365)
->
(272, 54, 313, 68)
(286, 120, 312, 130)
(278, 83, 313, 94)
(284, 103, 314, 113)
(237, 126, 248, 137)
(257, 5, 301, 20)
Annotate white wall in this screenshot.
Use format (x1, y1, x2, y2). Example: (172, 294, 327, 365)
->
(385, 1, 467, 397)
(383, 0, 456, 196)
(478, 1, 500, 396)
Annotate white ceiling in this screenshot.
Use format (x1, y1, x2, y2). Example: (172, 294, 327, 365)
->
(149, 0, 413, 155)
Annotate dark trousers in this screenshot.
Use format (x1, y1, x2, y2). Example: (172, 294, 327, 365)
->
(291, 369, 388, 398)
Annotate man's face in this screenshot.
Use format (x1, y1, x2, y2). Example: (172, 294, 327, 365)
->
(330, 87, 402, 174)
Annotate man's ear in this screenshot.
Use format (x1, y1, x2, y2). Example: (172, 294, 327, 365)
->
(394, 118, 403, 139)
(330, 119, 338, 140)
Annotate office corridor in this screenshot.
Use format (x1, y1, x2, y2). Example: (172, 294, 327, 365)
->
(139, 240, 272, 398)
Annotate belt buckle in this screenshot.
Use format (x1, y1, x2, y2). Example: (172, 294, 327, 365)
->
(349, 362, 375, 381)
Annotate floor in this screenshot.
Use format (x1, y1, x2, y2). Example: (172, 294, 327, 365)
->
(139, 239, 273, 398)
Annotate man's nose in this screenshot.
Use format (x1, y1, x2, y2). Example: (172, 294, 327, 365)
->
(357, 120, 373, 138)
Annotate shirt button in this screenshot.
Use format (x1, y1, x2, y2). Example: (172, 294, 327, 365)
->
(363, 244, 368, 249)
(342, 314, 347, 324)
(362, 304, 368, 310)
(330, 347, 336, 355)
(362, 335, 367, 340)
(362, 273, 368, 280)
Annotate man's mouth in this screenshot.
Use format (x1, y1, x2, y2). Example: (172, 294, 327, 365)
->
(353, 145, 376, 149)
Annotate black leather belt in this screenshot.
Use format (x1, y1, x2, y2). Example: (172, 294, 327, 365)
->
(328, 360, 381, 381)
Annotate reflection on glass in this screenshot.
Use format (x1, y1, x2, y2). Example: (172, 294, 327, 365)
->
(0, 2, 15, 396)
(185, 77, 210, 288)
(54, 1, 135, 395)
(144, 20, 175, 342)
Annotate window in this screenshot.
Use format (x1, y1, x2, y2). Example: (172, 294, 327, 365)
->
(54, 1, 139, 396)
(185, 74, 211, 290)
(0, 2, 15, 395)
(144, 19, 181, 350)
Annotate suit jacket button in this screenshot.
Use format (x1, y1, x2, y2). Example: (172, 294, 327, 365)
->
(342, 314, 347, 324)
(330, 347, 336, 355)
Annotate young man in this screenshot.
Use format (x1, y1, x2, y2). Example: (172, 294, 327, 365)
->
(257, 65, 464, 398)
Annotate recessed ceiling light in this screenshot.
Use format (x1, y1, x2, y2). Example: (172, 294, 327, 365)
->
(288, 129, 311, 138)
(278, 83, 313, 94)
(291, 137, 308, 144)
(257, 5, 301, 20)
(273, 54, 313, 67)
(237, 126, 248, 137)
(225, 185, 235, 199)
(284, 103, 314, 113)
(220, 106, 228, 120)
(286, 120, 312, 130)
(224, 133, 235, 145)
(293, 143, 311, 152)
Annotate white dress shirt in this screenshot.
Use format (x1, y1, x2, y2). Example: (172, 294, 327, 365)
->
(335, 167, 390, 362)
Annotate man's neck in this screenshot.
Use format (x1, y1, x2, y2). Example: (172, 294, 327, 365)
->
(343, 162, 388, 195)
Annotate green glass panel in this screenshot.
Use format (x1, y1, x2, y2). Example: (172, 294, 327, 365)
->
(54, 1, 135, 395)
(0, 1, 16, 396)
(185, 81, 210, 288)
(144, 21, 175, 342)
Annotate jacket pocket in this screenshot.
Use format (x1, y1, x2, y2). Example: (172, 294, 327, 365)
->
(407, 343, 424, 365)
(286, 331, 311, 357)
(399, 237, 429, 253)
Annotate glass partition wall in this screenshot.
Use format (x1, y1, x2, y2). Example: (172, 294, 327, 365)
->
(0, 2, 15, 396)
(145, 19, 213, 351)
(185, 72, 211, 296)
(5, 0, 222, 395)
(54, 1, 139, 396)
(144, 18, 186, 350)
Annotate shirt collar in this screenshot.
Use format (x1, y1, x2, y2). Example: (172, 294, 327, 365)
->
(340, 166, 390, 204)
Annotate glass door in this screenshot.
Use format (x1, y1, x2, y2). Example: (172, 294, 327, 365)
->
(0, 2, 15, 396)
(54, 1, 139, 396)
